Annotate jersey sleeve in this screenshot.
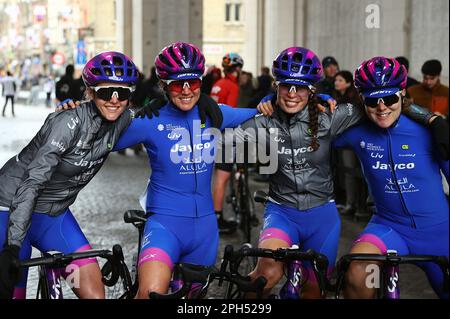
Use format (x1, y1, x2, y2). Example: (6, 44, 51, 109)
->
(332, 129, 352, 149)
(8, 113, 77, 247)
(330, 103, 365, 138)
(219, 104, 258, 130)
(113, 117, 151, 151)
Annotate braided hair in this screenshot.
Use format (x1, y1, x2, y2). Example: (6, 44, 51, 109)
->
(306, 94, 321, 151)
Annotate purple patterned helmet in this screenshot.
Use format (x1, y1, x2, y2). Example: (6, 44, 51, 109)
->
(82, 51, 138, 87)
(354, 56, 407, 98)
(155, 42, 205, 81)
(272, 47, 323, 86)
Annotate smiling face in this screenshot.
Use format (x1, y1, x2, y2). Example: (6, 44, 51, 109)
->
(276, 83, 310, 114)
(91, 82, 131, 122)
(165, 79, 201, 112)
(364, 90, 405, 128)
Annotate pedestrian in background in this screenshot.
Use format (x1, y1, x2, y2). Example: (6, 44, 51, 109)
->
(55, 64, 76, 104)
(1, 71, 17, 117)
(43, 75, 55, 108)
(237, 71, 255, 108)
(395, 56, 420, 89)
(332, 70, 369, 219)
(316, 56, 340, 95)
(408, 59, 449, 118)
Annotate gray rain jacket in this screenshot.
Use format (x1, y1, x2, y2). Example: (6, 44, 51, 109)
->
(0, 101, 132, 247)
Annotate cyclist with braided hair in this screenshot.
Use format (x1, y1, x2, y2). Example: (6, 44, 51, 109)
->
(235, 48, 444, 299)
(333, 57, 449, 299)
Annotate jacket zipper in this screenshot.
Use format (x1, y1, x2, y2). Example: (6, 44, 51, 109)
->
(386, 129, 416, 228)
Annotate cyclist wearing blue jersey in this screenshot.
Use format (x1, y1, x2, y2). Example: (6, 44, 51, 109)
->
(237, 48, 445, 299)
(111, 42, 261, 299)
(333, 57, 449, 299)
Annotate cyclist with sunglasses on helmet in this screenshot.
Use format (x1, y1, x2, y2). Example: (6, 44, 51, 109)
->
(234, 48, 446, 299)
(333, 57, 449, 299)
(0, 52, 141, 299)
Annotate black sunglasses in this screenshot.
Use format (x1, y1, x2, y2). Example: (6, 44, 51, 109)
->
(93, 86, 134, 101)
(364, 92, 401, 108)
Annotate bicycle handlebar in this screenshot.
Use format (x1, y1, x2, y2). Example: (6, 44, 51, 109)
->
(334, 253, 450, 297)
(16, 244, 129, 288)
(148, 262, 267, 299)
(221, 244, 329, 297)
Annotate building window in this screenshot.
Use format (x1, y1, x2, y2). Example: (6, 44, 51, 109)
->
(225, 3, 232, 22)
(225, 1, 242, 23)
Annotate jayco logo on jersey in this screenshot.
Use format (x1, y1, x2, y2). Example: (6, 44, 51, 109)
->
(360, 141, 366, 149)
(278, 146, 314, 156)
(157, 124, 164, 132)
(171, 142, 212, 153)
(372, 161, 415, 170)
(74, 158, 104, 168)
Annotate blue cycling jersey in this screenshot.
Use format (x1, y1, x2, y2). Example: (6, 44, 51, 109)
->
(114, 102, 258, 217)
(333, 115, 449, 229)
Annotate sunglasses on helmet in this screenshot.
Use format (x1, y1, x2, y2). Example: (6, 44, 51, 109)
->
(363, 91, 401, 108)
(163, 79, 202, 93)
(92, 86, 135, 101)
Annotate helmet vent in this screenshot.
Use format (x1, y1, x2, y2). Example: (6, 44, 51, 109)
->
(115, 68, 124, 76)
(104, 68, 113, 76)
(305, 58, 313, 65)
(101, 59, 110, 66)
(311, 68, 320, 75)
(91, 68, 102, 76)
(127, 68, 133, 77)
(292, 53, 303, 63)
(301, 66, 310, 74)
(158, 53, 171, 67)
(113, 56, 124, 66)
(168, 46, 182, 68)
(281, 62, 288, 71)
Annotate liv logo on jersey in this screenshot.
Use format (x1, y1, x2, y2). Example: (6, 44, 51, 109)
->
(372, 161, 415, 170)
(370, 152, 383, 159)
(360, 141, 366, 149)
(168, 131, 182, 140)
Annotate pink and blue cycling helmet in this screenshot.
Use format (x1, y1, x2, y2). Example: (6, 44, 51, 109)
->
(155, 42, 205, 81)
(82, 51, 138, 87)
(354, 56, 407, 98)
(272, 47, 323, 87)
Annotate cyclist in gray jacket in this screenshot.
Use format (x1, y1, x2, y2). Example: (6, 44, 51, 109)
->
(236, 47, 437, 299)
